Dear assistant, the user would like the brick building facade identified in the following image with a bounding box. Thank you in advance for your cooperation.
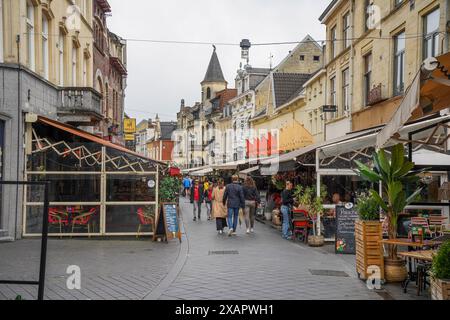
[93,0,127,144]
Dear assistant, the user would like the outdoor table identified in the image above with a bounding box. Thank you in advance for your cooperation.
[380,239,442,294]
[398,250,437,295]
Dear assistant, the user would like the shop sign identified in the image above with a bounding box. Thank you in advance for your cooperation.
[124,134,135,141]
[322,105,338,113]
[123,118,137,134]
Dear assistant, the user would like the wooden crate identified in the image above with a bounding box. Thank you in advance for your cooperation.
[431,277,450,300]
[355,220,384,281]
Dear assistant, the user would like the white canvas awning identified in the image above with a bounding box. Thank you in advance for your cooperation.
[319,115,450,159]
[377,52,450,148]
[412,148,450,167]
[190,167,214,176]
[240,166,260,174]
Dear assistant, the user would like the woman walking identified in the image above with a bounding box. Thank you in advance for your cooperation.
[212,179,228,234]
[204,181,214,221]
[243,177,260,234]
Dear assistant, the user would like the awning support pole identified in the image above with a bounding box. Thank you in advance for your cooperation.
[316,148,321,236]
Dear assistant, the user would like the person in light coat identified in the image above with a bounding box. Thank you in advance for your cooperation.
[212,178,228,234]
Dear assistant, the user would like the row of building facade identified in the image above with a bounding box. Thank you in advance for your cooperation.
[174,0,449,170]
[0,0,128,239]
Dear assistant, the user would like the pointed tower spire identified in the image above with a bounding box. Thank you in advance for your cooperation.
[202,46,227,85]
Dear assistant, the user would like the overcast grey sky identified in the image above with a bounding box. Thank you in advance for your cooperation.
[107,0,330,122]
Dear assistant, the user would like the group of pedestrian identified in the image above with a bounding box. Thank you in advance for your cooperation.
[184,174,261,236]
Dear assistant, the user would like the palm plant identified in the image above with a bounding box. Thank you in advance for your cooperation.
[355,144,423,260]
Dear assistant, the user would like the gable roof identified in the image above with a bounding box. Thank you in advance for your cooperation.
[210,88,238,109]
[272,73,311,108]
[202,48,227,84]
[160,122,177,140]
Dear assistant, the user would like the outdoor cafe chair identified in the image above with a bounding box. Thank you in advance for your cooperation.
[71,208,97,238]
[49,208,69,237]
[137,208,155,238]
[409,217,434,239]
[428,216,448,237]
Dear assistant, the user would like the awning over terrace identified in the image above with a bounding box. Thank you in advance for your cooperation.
[377,52,450,148]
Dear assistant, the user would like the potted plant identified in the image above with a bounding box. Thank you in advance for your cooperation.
[355,143,423,283]
[354,193,384,281]
[294,185,325,247]
[430,240,450,300]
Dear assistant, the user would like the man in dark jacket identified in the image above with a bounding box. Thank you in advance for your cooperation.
[280,181,294,240]
[190,180,204,221]
[223,175,245,236]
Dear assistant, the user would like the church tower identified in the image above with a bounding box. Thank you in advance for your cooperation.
[201,46,227,107]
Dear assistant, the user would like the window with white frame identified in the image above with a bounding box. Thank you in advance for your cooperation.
[343,12,351,49]
[330,26,337,59]
[330,76,337,119]
[42,15,49,80]
[423,8,440,60]
[342,68,350,113]
[72,45,78,86]
[26,2,35,71]
[393,31,406,95]
[83,56,87,86]
[58,33,65,86]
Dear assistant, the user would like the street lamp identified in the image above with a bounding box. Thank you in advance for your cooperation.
[240,39,251,65]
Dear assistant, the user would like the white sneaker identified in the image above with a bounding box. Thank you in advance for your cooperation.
[219,230,223,235]
[228,229,233,237]
[246,228,250,234]
[251,228,254,233]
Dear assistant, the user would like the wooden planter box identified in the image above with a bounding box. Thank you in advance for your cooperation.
[431,277,450,300]
[355,220,385,281]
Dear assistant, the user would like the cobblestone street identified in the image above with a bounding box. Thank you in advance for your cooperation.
[0,197,428,300]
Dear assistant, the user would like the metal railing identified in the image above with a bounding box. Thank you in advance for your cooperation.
[0,181,50,300]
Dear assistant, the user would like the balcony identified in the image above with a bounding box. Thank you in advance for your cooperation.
[57,87,103,126]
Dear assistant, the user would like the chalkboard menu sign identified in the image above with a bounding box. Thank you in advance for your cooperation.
[335,203,358,254]
[154,203,182,243]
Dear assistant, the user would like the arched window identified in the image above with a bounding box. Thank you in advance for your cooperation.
[58,33,65,86]
[42,14,49,79]
[26,1,35,71]
[206,87,211,99]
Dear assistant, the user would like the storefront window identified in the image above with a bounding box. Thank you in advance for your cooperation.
[27,174,101,203]
[106,174,156,202]
[26,205,100,235]
[322,175,376,205]
[105,205,156,233]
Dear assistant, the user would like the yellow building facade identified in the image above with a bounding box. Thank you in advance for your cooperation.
[251,35,324,153]
[1,0,94,88]
[319,0,449,134]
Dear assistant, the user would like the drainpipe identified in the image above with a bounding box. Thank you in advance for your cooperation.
[349,0,356,133]
[15,34,21,239]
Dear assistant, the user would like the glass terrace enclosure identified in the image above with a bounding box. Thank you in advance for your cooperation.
[24,117,162,237]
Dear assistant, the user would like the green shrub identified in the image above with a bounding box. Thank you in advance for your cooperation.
[355,194,380,221]
[159,177,181,202]
[432,241,450,280]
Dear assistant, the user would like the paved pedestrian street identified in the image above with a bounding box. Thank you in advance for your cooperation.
[0,197,427,300]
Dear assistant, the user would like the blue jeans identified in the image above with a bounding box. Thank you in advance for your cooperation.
[227,207,240,232]
[281,205,292,239]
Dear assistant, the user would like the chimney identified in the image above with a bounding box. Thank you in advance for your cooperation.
[181,99,185,110]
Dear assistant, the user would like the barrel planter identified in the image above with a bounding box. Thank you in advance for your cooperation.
[355,220,384,281]
[385,258,408,283]
[431,277,450,300]
[308,235,324,247]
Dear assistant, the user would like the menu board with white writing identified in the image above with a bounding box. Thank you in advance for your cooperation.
[335,204,358,254]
